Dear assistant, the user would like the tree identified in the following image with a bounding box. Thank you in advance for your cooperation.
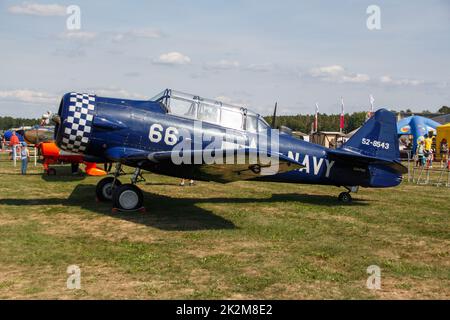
[438,106,450,114]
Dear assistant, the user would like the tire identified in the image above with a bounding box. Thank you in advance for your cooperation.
[338,192,352,203]
[47,168,56,175]
[96,177,122,202]
[112,184,144,211]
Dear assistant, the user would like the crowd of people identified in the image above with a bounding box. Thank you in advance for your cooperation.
[415,134,449,169]
[1,131,30,175]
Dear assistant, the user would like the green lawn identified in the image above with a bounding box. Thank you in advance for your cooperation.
[0,153,449,299]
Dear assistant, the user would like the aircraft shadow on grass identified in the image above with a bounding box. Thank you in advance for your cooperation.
[0,184,370,231]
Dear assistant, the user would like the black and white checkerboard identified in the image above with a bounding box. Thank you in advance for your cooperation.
[60,92,96,153]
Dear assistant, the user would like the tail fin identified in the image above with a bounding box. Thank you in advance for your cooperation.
[342,108,400,161]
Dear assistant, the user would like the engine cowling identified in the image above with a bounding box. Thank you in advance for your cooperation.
[55,92,96,154]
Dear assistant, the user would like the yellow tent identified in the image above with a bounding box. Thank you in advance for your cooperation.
[436,123,450,159]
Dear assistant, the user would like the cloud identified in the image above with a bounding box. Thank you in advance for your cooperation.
[0,90,58,105]
[379,75,425,86]
[244,63,274,73]
[112,28,163,42]
[8,2,66,16]
[309,65,370,84]
[204,59,240,70]
[153,52,191,65]
[59,31,97,41]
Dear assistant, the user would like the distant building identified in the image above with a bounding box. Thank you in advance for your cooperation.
[309,131,347,149]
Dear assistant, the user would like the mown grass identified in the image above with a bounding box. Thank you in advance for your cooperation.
[0,153,449,299]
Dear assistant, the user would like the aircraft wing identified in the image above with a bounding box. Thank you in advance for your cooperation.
[105,147,304,182]
[327,149,408,174]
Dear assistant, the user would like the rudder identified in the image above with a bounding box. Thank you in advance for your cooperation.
[342,109,400,161]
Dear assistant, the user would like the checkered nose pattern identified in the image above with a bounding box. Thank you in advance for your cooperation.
[59,92,96,153]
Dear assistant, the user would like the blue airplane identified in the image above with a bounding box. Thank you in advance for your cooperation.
[53,89,407,211]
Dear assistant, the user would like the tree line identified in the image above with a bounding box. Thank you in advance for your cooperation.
[264,112,368,134]
[0,117,40,131]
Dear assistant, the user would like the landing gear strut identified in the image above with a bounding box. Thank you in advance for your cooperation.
[112,167,144,211]
[95,163,124,202]
[338,186,358,203]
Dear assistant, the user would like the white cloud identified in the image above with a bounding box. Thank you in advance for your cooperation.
[310,65,345,78]
[309,65,370,84]
[379,75,424,86]
[153,52,191,65]
[204,59,240,70]
[8,2,66,16]
[112,28,162,42]
[341,73,371,83]
[244,63,274,73]
[0,90,58,105]
[59,31,97,41]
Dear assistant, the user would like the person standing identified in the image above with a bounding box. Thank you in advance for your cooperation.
[416,140,425,167]
[20,143,30,175]
[424,134,433,168]
[440,138,449,168]
[9,131,20,161]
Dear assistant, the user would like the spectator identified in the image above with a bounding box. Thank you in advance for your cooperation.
[20,143,30,175]
[9,131,20,161]
[424,134,433,168]
[416,140,425,167]
[440,138,449,168]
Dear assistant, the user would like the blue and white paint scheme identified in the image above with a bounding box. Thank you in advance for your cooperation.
[54,89,407,210]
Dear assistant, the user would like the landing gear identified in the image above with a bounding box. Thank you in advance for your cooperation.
[96,163,124,202]
[338,192,352,203]
[338,186,358,203]
[96,177,122,202]
[112,184,144,211]
[111,166,145,211]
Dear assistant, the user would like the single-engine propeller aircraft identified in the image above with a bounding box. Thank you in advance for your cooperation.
[53,89,407,211]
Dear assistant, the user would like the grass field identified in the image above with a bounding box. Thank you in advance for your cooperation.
[0,153,449,299]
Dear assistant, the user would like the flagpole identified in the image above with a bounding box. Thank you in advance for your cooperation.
[314,103,319,133]
[340,97,345,134]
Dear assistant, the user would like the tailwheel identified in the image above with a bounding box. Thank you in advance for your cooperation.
[112,184,144,211]
[96,177,122,202]
[338,192,352,203]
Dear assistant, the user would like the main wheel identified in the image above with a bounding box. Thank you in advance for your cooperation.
[112,184,144,211]
[338,192,352,203]
[96,177,122,202]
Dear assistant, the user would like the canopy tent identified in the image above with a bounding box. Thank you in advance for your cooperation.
[397,116,441,154]
[436,123,450,157]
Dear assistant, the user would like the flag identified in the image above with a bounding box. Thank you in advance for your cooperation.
[367,94,375,120]
[369,94,375,113]
[340,97,345,132]
[314,103,319,132]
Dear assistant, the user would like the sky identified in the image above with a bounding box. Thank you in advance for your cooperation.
[0,0,449,118]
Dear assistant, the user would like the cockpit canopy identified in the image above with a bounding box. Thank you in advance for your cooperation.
[150,89,270,132]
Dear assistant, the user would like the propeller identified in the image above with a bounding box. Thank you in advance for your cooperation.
[51,114,61,125]
[271,102,277,128]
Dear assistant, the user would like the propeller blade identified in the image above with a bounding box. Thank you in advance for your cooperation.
[51,114,61,125]
[271,102,277,128]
